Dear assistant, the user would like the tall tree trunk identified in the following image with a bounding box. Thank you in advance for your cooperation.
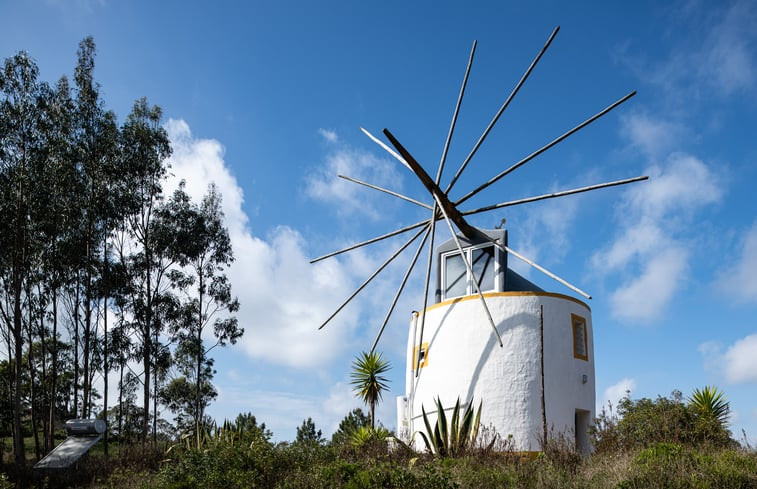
[118,360,124,442]
[12,278,25,465]
[142,326,150,447]
[12,153,27,465]
[48,286,58,453]
[152,327,159,447]
[73,274,80,419]
[195,273,203,447]
[37,283,49,453]
[103,239,109,459]
[12,253,26,465]
[142,251,151,447]
[83,237,92,418]
[27,283,41,461]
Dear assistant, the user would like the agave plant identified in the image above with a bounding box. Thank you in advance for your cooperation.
[350,425,392,448]
[418,396,482,457]
[688,386,730,425]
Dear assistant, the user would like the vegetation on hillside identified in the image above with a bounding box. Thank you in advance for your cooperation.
[0,37,240,468]
[2,388,753,488]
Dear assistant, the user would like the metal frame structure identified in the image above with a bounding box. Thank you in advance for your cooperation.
[312,27,648,372]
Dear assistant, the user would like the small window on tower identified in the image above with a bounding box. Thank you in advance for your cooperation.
[444,253,467,298]
[472,245,496,292]
[571,314,588,361]
[413,342,429,370]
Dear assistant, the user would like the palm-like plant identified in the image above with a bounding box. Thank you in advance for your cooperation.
[350,351,391,429]
[688,386,730,425]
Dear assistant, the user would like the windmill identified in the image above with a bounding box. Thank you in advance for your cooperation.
[312,27,647,453]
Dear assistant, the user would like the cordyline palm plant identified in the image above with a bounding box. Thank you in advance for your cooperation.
[688,386,730,425]
[350,351,391,429]
[419,396,483,457]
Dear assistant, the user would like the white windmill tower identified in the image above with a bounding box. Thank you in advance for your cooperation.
[312,27,646,454]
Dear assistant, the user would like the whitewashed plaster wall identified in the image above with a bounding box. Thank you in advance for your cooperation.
[397,292,594,452]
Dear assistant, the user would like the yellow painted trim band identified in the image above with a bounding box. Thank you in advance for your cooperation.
[420,291,591,315]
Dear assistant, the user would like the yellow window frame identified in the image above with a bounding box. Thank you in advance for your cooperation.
[571,314,588,361]
[413,342,429,370]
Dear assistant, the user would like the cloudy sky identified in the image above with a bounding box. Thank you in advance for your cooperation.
[2,0,756,442]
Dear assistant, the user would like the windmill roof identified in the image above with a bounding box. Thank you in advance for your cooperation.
[505,268,544,293]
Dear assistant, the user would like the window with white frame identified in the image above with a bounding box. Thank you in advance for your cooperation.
[442,244,497,299]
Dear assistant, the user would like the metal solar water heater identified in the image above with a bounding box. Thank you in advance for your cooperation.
[34,419,106,470]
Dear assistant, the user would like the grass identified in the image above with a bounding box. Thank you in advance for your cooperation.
[2,439,756,488]
[11,440,751,489]
[3,391,756,488]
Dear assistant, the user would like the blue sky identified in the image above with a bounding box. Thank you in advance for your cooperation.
[2,0,756,443]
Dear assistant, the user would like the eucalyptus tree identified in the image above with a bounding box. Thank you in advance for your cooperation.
[35,73,78,453]
[161,182,241,444]
[119,96,172,444]
[0,50,47,465]
[71,37,121,419]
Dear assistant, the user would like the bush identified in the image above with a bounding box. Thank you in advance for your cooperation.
[616,443,757,489]
[593,390,735,452]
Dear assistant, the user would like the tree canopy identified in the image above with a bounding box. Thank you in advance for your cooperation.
[0,37,241,465]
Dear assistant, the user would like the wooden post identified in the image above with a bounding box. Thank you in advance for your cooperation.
[540,305,547,445]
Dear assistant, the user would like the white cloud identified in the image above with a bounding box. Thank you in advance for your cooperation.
[624,154,722,221]
[716,221,757,303]
[590,152,722,322]
[304,134,406,220]
[609,246,688,322]
[230,227,360,368]
[318,128,338,143]
[723,334,757,384]
[601,378,636,412]
[517,195,579,265]
[699,1,757,96]
[214,384,324,440]
[164,119,247,234]
[507,180,582,281]
[699,334,757,385]
[698,340,722,372]
[591,219,668,274]
[629,1,757,100]
[321,382,364,435]
[165,119,363,369]
[622,113,685,160]
[212,377,394,441]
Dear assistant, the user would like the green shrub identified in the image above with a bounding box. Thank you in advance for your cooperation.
[155,438,279,488]
[593,390,735,452]
[0,473,12,489]
[616,443,757,489]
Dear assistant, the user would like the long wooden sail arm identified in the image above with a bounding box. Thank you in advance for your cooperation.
[446,26,561,194]
[383,128,479,240]
[309,175,646,264]
[455,90,637,207]
[317,225,428,330]
[461,175,649,216]
[338,174,432,210]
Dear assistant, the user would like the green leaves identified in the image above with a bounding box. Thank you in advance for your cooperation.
[295,417,325,445]
[331,408,371,445]
[688,386,730,425]
[350,351,391,429]
[350,425,391,448]
[418,396,482,457]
